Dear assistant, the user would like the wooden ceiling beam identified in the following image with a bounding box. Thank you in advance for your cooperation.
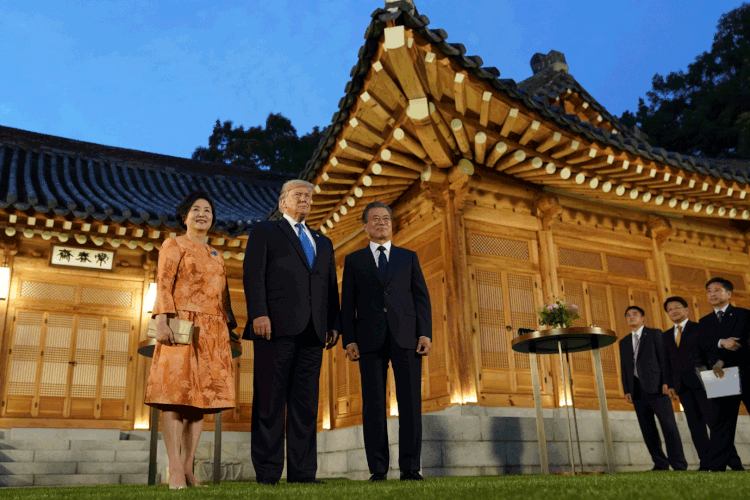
[408,98,455,168]
[383,26,425,100]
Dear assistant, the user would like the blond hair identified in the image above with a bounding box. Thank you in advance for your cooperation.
[278,179,314,211]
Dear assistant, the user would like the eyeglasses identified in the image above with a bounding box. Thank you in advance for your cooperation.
[369,216,392,224]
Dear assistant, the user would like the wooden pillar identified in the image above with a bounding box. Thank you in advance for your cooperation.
[134,258,155,430]
[431,166,479,404]
[0,245,17,404]
[534,193,566,408]
[648,215,675,328]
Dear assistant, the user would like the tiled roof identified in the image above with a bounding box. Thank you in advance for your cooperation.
[300,5,749,187]
[0,125,291,236]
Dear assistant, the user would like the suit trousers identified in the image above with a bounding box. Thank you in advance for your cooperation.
[358,331,422,474]
[677,388,712,469]
[632,378,687,470]
[251,319,324,482]
[708,377,750,471]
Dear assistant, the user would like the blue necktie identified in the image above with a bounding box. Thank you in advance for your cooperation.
[377,245,387,280]
[296,223,315,268]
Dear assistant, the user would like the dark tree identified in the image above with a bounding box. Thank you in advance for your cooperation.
[620,3,750,158]
[192,113,324,173]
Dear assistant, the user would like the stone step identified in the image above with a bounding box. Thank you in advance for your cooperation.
[0,450,34,462]
[0,474,33,487]
[77,461,149,474]
[34,473,121,486]
[34,450,116,462]
[0,439,71,450]
[70,440,150,451]
[0,462,77,475]
[9,428,121,441]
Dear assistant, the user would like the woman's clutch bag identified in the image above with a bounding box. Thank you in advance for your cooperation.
[146,318,195,345]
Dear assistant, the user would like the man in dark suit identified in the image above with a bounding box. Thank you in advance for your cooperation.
[242,179,341,485]
[341,201,431,482]
[619,305,687,470]
[662,296,713,470]
[698,277,750,472]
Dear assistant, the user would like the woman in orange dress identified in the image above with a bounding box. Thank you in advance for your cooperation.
[145,191,235,489]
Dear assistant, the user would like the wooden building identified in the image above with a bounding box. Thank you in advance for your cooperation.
[0,125,289,430]
[301,1,750,429]
[2,0,749,434]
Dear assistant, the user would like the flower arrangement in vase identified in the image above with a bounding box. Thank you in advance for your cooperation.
[538,298,580,329]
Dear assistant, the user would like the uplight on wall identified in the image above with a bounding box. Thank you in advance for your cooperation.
[144,282,157,312]
[0,267,10,300]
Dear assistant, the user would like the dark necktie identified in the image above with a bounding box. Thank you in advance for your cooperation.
[377,245,387,279]
[717,310,724,323]
[296,223,315,268]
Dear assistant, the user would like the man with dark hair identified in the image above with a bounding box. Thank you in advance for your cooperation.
[341,201,431,482]
[662,296,713,470]
[699,277,750,471]
[619,305,686,470]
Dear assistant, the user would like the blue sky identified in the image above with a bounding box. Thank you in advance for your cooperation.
[0,0,744,159]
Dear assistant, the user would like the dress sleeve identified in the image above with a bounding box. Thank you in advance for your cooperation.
[152,238,182,317]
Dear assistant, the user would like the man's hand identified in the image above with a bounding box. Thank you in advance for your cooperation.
[346,343,360,361]
[625,393,633,404]
[416,337,431,355]
[720,337,741,351]
[713,360,726,378]
[326,330,340,350]
[667,388,677,400]
[154,314,174,346]
[253,316,272,340]
[662,384,669,396]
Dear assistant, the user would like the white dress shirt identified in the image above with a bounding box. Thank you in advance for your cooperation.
[283,213,316,254]
[673,318,689,342]
[632,326,644,351]
[369,240,391,267]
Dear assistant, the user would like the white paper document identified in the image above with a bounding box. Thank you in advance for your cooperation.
[700,367,742,399]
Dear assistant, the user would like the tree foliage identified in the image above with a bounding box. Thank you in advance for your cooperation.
[192,113,324,173]
[620,3,750,158]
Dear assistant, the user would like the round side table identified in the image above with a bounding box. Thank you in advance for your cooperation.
[511,327,617,475]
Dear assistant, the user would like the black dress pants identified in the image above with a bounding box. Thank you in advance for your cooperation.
[678,387,712,469]
[251,320,323,482]
[632,378,687,470]
[358,332,422,474]
[708,375,750,471]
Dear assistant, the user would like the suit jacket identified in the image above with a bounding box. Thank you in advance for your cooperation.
[340,244,431,352]
[242,219,340,342]
[663,320,704,394]
[698,304,750,370]
[620,326,672,396]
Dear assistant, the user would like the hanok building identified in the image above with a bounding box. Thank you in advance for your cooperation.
[1,0,749,444]
[0,125,289,430]
[301,0,750,430]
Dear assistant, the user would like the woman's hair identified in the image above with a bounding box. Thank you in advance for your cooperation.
[175,191,217,229]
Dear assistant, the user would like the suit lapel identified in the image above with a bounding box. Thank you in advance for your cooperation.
[278,219,311,271]
[383,245,399,286]
[635,329,647,360]
[723,305,740,334]
[361,247,382,284]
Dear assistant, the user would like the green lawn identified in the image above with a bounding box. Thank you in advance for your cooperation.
[3,473,749,500]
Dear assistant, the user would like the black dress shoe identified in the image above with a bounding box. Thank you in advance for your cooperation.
[369,473,387,482]
[258,479,279,486]
[731,466,745,471]
[289,479,325,484]
[650,466,669,471]
[697,467,711,471]
[400,471,425,481]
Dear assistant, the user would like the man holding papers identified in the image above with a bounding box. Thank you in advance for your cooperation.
[698,277,750,472]
[619,306,687,470]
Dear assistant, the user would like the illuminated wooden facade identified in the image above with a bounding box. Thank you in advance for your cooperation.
[3,1,750,433]
[0,125,288,430]
[305,2,750,429]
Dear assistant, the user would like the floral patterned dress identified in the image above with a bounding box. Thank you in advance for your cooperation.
[144,236,235,412]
